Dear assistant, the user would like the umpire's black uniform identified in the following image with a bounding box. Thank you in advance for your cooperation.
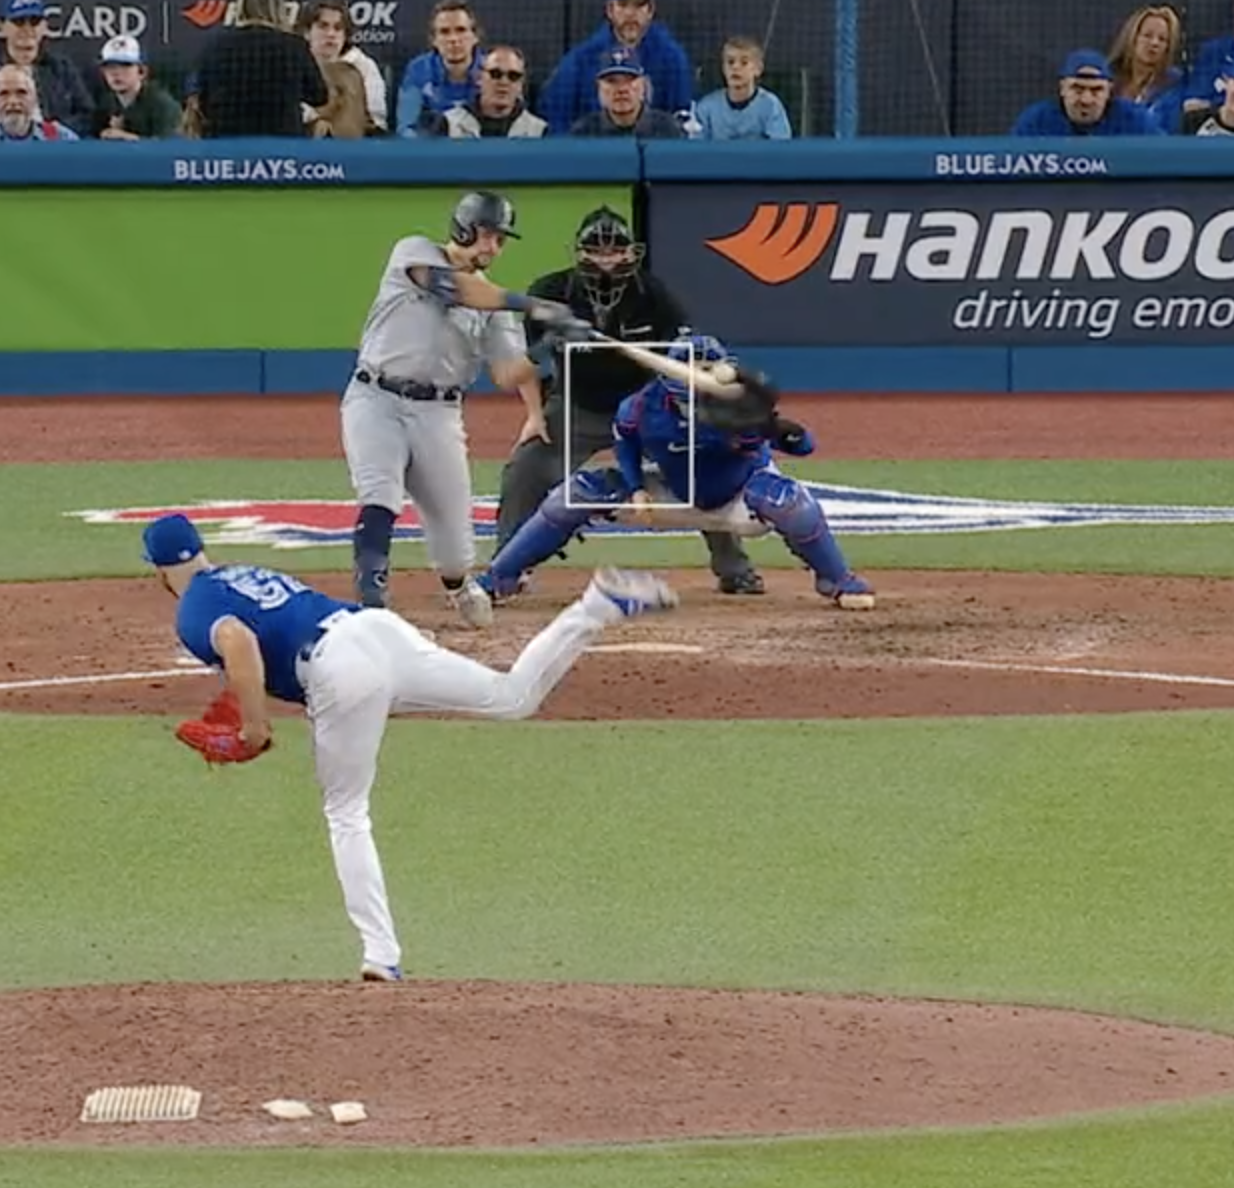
[495,209,760,591]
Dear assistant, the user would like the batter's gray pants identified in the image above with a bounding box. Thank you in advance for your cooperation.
[495,397,756,581]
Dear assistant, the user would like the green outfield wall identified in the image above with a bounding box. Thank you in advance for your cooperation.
[0,187,630,353]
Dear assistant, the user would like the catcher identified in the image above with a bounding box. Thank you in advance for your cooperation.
[479,334,875,609]
[143,513,679,982]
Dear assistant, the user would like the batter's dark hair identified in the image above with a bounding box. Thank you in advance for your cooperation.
[295,0,354,44]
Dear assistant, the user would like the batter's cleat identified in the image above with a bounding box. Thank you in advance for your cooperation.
[817,572,876,611]
[588,567,680,618]
[717,570,766,596]
[360,962,403,983]
[448,576,495,629]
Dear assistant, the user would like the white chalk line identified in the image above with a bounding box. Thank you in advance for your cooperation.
[922,657,1234,689]
[2,655,1234,697]
[0,667,211,693]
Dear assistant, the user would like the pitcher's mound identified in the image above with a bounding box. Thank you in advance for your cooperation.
[3,980,1233,1147]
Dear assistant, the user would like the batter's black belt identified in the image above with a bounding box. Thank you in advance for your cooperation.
[355,369,462,403]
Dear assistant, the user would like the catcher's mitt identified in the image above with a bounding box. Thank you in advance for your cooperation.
[176,690,272,766]
[696,368,780,435]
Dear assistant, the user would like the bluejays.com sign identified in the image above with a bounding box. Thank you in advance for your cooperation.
[651,180,1234,346]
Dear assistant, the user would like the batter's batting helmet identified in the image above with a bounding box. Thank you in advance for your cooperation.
[450,191,520,246]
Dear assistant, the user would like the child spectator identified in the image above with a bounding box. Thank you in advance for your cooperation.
[0,60,75,138]
[570,47,681,137]
[394,0,483,137]
[539,0,691,136]
[195,0,327,137]
[692,35,791,139]
[296,0,387,133]
[444,46,547,137]
[0,0,91,135]
[1011,49,1164,135]
[90,36,180,140]
[1108,5,1184,134]
[1193,55,1234,133]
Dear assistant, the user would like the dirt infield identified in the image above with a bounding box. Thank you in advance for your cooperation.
[3,392,1232,1149]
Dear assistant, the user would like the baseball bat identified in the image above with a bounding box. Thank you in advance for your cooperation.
[586,333,746,399]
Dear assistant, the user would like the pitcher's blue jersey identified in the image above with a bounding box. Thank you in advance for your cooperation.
[613,379,813,509]
[176,565,359,704]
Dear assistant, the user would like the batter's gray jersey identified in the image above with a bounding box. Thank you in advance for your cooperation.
[355,236,526,390]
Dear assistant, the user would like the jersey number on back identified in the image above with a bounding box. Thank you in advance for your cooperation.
[221,566,308,610]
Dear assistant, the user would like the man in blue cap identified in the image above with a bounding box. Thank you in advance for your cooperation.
[569,47,683,137]
[0,0,92,134]
[539,0,692,136]
[1011,49,1165,136]
[142,512,678,983]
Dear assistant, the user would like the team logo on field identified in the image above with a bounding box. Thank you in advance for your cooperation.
[69,484,1234,550]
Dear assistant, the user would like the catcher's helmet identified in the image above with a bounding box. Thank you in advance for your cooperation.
[450,191,520,247]
[663,334,735,398]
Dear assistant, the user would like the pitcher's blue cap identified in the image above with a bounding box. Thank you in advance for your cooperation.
[142,514,204,566]
[1060,49,1112,81]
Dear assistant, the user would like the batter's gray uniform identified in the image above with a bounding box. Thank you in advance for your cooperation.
[343,235,526,579]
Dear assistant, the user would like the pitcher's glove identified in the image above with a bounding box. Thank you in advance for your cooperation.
[696,368,781,435]
[176,690,272,766]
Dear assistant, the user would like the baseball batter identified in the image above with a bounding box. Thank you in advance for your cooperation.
[143,512,679,981]
[343,189,587,626]
[479,335,876,609]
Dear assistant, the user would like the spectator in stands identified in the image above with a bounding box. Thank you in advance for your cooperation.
[395,0,483,137]
[296,0,387,133]
[444,45,546,137]
[90,36,180,140]
[1108,5,1184,134]
[693,35,791,139]
[1011,49,1164,135]
[304,59,369,137]
[570,47,681,137]
[1185,9,1234,117]
[195,0,327,137]
[0,0,91,135]
[1192,54,1234,133]
[0,61,75,138]
[539,0,691,136]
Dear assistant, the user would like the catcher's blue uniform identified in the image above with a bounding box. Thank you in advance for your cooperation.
[481,336,873,605]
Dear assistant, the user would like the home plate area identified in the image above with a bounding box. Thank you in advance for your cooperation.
[2,567,1234,720]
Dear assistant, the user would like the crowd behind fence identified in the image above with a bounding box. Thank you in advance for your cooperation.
[2,0,1234,143]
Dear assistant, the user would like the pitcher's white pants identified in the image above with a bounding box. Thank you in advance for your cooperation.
[300,594,616,969]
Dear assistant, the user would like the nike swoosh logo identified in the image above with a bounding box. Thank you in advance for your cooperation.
[666,443,691,453]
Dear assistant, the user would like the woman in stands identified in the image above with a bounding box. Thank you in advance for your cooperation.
[1108,4,1185,133]
[194,0,327,138]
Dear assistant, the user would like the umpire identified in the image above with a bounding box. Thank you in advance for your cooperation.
[495,206,763,594]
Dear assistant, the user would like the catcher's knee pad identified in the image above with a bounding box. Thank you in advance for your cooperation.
[742,470,823,542]
[543,467,629,528]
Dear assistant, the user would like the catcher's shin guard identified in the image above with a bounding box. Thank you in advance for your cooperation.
[743,470,852,586]
[489,470,622,589]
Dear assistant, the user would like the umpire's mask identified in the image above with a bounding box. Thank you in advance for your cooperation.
[573,207,646,317]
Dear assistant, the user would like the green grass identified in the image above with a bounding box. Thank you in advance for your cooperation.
[9,457,1234,581]
[6,714,1234,1026]
[5,1099,1234,1188]
[5,713,1234,1185]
